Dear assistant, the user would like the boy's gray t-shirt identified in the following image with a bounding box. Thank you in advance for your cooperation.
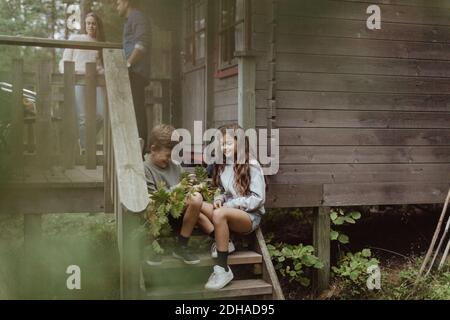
[144,159,183,193]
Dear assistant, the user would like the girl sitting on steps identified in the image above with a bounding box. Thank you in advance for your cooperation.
[198,123,266,290]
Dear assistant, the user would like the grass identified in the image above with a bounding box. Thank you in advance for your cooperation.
[0,212,119,300]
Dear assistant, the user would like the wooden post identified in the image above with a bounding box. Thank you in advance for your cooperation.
[237,54,256,130]
[62,61,77,169]
[85,62,97,169]
[205,0,216,129]
[11,59,24,174]
[35,59,52,170]
[103,48,150,299]
[313,206,331,293]
[103,96,114,213]
[118,206,142,299]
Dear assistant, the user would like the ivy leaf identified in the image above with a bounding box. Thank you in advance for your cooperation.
[338,234,350,244]
[350,271,359,281]
[344,216,356,224]
[350,211,362,220]
[361,249,371,257]
[334,217,345,225]
[330,230,339,241]
[299,277,310,287]
[330,211,338,221]
[314,261,324,269]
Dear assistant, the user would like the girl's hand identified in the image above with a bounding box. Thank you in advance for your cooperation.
[213,199,223,209]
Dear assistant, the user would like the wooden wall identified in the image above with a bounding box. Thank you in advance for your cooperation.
[214,74,238,126]
[255,0,450,207]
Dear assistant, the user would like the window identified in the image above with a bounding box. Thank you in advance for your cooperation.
[184,0,206,66]
[219,0,251,69]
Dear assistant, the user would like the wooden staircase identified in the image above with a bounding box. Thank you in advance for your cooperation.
[0,37,284,300]
[142,229,284,300]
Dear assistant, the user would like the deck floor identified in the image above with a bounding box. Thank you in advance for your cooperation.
[1,166,103,188]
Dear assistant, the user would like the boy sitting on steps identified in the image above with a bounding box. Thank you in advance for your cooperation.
[144,124,205,265]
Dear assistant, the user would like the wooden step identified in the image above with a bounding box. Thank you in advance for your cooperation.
[144,250,262,268]
[145,279,272,300]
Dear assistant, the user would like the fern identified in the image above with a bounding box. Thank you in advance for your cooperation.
[142,167,218,253]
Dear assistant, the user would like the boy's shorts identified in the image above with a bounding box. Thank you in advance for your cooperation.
[168,214,182,233]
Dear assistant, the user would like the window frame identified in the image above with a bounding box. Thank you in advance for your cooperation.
[184,0,207,68]
[217,0,252,72]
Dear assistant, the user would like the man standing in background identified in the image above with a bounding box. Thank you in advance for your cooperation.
[116,0,151,153]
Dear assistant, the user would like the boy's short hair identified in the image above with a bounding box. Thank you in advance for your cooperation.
[149,124,177,150]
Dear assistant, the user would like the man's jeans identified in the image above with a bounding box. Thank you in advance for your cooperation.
[75,85,105,150]
[129,71,149,153]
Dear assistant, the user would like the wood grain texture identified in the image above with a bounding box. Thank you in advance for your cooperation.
[313,207,330,293]
[260,109,450,129]
[278,146,450,164]
[35,60,52,171]
[85,62,97,169]
[278,128,450,146]
[0,35,121,50]
[272,91,450,112]
[271,164,450,184]
[323,182,450,206]
[61,61,77,169]
[145,279,272,300]
[11,59,24,172]
[103,49,149,213]
[255,228,285,300]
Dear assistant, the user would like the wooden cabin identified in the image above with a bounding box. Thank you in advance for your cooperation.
[1,0,450,300]
[145,0,450,293]
[147,0,450,208]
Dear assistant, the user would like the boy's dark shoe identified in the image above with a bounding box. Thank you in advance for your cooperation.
[145,249,163,266]
[173,246,200,265]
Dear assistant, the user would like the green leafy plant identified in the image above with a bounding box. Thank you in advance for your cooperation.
[268,242,324,287]
[330,209,361,244]
[139,167,218,253]
[332,249,380,298]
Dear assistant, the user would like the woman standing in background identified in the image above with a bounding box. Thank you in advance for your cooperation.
[59,12,106,155]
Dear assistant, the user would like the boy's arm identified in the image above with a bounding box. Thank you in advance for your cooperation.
[144,164,158,193]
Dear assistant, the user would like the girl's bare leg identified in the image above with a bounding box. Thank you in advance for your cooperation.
[213,207,252,252]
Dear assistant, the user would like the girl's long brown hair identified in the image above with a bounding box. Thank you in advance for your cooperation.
[212,124,252,196]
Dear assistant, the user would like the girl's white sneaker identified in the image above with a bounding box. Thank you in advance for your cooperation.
[205,265,234,290]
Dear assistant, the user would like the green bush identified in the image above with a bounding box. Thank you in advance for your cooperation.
[330,208,361,244]
[268,242,323,287]
[332,249,380,298]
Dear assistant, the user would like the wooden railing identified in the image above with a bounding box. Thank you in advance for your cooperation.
[0,37,150,299]
[103,48,149,299]
[2,61,106,170]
